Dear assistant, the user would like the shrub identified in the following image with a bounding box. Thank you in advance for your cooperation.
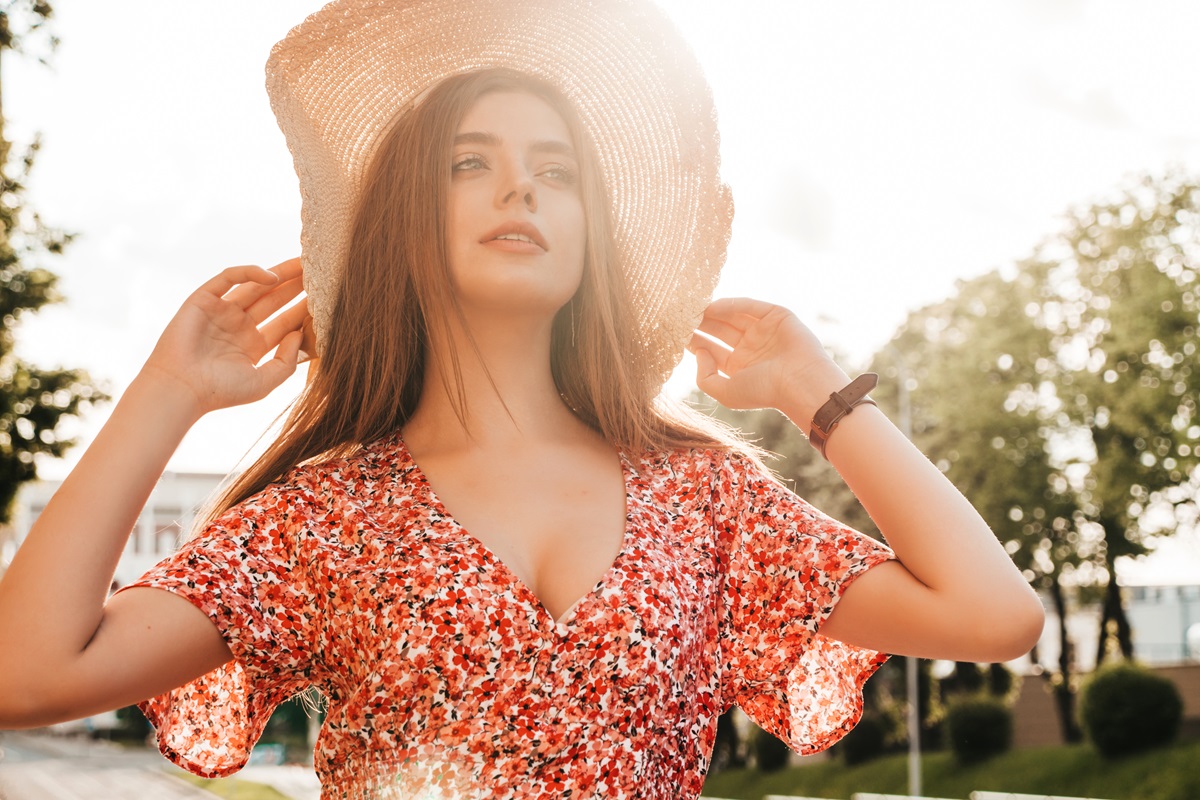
[945,695,1012,764]
[839,712,891,765]
[109,704,152,742]
[752,726,792,772]
[1080,661,1182,758]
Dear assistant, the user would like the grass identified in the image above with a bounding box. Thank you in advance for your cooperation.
[699,738,1200,800]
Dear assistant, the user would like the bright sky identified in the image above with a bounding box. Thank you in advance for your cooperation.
[8,0,1200,494]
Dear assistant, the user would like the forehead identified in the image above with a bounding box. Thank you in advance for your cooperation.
[455,90,573,144]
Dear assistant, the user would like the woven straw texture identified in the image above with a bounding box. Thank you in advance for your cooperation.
[266,0,733,386]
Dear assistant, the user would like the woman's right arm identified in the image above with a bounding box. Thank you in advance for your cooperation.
[0,260,308,728]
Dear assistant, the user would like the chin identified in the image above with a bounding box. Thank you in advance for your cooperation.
[457,278,580,316]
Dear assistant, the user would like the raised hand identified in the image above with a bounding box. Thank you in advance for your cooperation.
[686,297,850,422]
[141,258,309,418]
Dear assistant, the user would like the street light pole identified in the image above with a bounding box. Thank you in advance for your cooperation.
[888,347,922,798]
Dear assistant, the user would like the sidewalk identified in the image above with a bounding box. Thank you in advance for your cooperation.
[0,761,218,800]
[0,732,214,800]
[0,731,322,800]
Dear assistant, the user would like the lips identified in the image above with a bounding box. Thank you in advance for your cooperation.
[480,220,549,251]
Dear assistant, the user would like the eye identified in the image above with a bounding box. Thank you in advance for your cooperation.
[539,163,578,185]
[452,154,487,173]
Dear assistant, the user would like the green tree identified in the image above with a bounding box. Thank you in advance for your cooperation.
[1020,171,1200,665]
[0,0,106,523]
[867,268,1084,741]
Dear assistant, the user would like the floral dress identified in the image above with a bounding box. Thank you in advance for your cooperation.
[117,432,893,799]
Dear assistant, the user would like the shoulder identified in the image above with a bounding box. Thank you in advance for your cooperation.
[216,432,410,542]
[272,431,409,501]
[626,444,772,503]
[634,444,775,482]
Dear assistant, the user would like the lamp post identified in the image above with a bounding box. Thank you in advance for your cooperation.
[886,346,922,798]
[819,317,922,796]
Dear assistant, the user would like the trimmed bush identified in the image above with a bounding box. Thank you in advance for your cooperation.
[945,695,1012,764]
[1080,661,1182,758]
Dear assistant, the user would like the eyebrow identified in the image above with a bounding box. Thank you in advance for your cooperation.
[453,131,576,158]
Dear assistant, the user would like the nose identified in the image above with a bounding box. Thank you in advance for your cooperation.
[498,165,537,212]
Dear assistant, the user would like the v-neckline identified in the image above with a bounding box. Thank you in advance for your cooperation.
[397,436,634,631]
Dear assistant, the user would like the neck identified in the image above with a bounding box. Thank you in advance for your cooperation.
[403,308,586,451]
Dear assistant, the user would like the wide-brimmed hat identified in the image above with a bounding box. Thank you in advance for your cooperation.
[266,0,733,387]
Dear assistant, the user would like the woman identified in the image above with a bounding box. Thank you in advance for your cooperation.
[0,1,1044,798]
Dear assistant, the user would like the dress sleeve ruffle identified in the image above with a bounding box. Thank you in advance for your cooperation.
[112,479,322,778]
[712,450,895,755]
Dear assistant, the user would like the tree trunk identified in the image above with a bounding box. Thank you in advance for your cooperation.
[1094,545,1135,666]
[711,709,745,770]
[1048,574,1082,743]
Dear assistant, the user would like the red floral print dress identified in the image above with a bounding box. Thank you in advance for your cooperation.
[117,432,893,799]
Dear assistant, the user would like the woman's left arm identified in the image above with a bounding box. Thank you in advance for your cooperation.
[689,297,1045,662]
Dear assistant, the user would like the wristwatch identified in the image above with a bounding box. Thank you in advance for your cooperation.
[808,373,879,459]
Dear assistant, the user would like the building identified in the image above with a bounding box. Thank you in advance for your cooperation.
[1127,581,1200,665]
[1,472,228,588]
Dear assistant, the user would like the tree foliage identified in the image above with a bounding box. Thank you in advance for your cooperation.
[867,264,1086,741]
[694,170,1200,748]
[1020,171,1200,663]
[0,0,106,523]
[0,1,58,60]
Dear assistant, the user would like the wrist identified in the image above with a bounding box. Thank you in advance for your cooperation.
[778,359,853,425]
[807,373,879,459]
[129,365,207,426]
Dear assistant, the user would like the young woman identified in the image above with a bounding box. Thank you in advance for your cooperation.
[0,1,1044,798]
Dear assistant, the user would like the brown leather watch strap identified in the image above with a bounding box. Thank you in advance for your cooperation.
[808,373,879,459]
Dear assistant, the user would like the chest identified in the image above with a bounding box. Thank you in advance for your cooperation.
[319,465,720,699]
[411,448,629,624]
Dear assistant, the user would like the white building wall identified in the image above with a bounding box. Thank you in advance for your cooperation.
[1128,583,1200,665]
[3,472,228,589]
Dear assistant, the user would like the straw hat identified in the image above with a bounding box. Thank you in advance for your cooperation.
[266,0,733,386]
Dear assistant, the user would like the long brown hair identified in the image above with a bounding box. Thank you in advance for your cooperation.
[204,69,741,522]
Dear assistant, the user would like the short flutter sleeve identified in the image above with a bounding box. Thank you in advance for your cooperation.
[113,480,323,778]
[712,451,894,755]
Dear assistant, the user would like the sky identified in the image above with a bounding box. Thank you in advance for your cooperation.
[6,1,1200,581]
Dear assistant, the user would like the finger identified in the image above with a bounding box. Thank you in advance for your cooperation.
[693,345,729,398]
[245,275,305,324]
[196,265,279,301]
[687,332,732,376]
[695,316,744,348]
[703,296,780,322]
[269,256,303,280]
[259,297,310,347]
[223,258,301,310]
[255,329,303,391]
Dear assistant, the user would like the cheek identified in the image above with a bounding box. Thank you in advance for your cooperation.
[564,202,587,261]
[445,192,475,269]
